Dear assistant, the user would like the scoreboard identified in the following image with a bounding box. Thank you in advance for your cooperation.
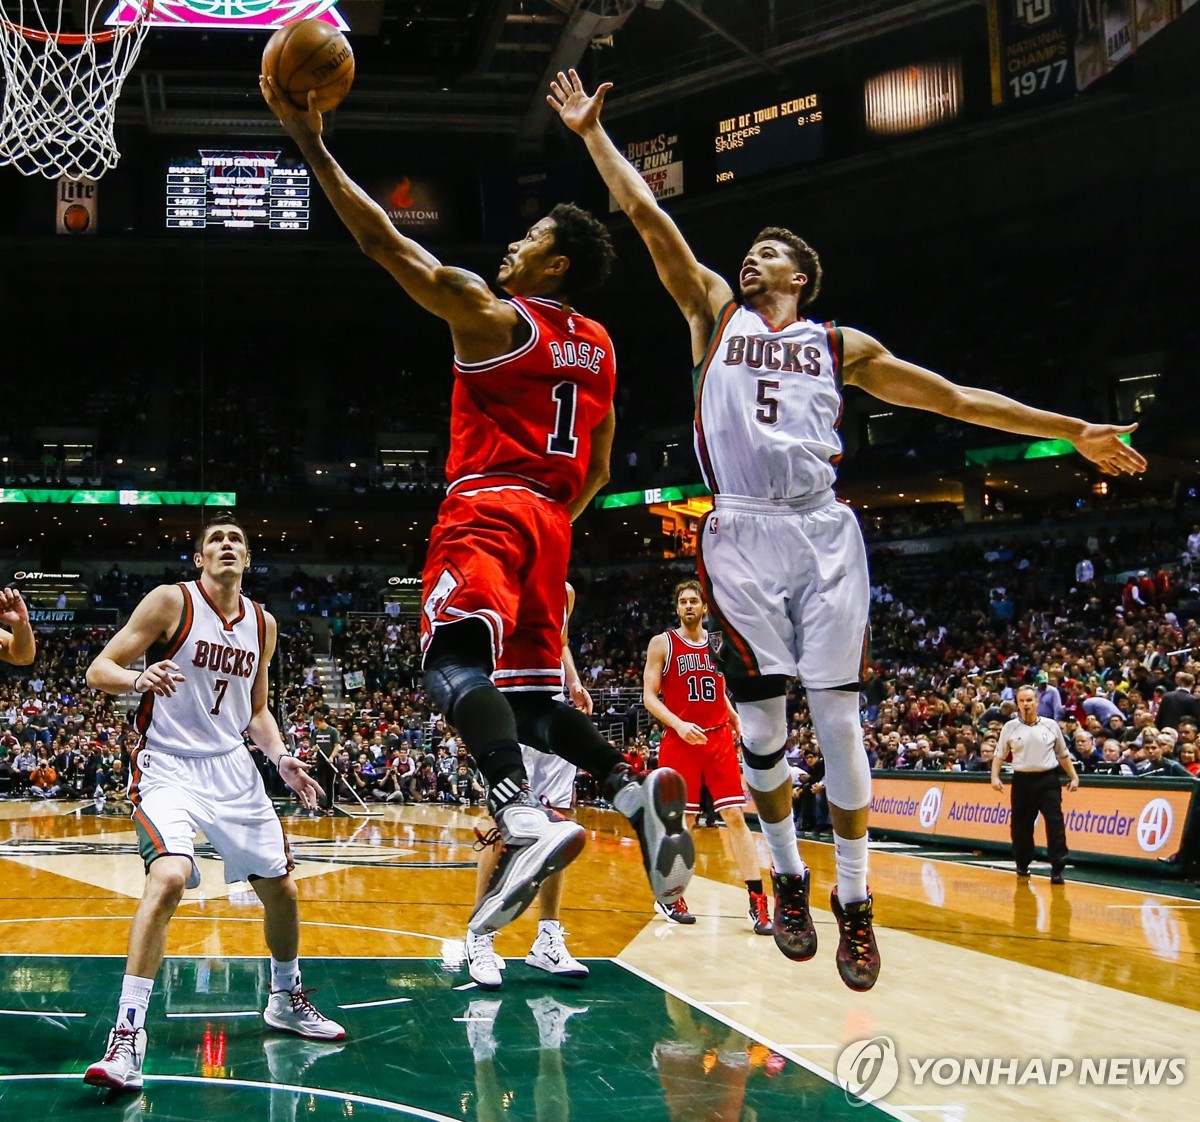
[165,149,311,231]
[714,92,824,184]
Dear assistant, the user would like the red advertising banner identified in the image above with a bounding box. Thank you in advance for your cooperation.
[868,775,1196,865]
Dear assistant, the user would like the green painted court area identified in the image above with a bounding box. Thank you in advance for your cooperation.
[0,956,885,1121]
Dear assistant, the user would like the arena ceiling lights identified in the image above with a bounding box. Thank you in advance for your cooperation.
[105,0,349,32]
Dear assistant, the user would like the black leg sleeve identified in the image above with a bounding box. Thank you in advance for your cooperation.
[508,693,625,781]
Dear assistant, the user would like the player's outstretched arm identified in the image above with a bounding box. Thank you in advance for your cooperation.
[249,612,324,809]
[87,585,187,696]
[0,588,35,666]
[841,327,1147,477]
[260,78,510,343]
[549,71,731,344]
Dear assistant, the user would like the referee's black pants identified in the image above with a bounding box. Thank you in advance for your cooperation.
[1010,769,1069,873]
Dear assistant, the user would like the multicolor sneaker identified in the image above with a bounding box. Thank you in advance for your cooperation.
[771,869,818,961]
[611,767,694,906]
[264,983,346,1041]
[748,890,773,935]
[466,929,503,990]
[654,896,697,925]
[525,920,589,979]
[84,1026,146,1091]
[469,789,586,935]
[830,888,881,992]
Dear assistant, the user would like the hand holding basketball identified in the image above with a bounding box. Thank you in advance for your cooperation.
[262,18,354,118]
[261,73,323,141]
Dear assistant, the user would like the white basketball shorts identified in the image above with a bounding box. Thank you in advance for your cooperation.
[129,744,292,887]
[521,743,578,811]
[697,491,870,689]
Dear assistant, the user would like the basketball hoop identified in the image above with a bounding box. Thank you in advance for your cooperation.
[0,0,155,180]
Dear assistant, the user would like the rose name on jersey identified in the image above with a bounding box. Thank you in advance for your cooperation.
[676,651,718,675]
[548,339,606,373]
[192,640,257,679]
[724,335,822,374]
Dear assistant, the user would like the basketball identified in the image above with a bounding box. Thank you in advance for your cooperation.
[262,19,355,114]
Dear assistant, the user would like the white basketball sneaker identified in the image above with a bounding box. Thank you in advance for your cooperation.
[83,1026,147,1091]
[611,766,694,906]
[466,929,504,990]
[525,920,589,979]
[468,789,586,935]
[264,983,346,1041]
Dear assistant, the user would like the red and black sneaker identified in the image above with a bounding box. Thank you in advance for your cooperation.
[748,890,772,935]
[830,888,881,992]
[771,869,818,960]
[655,896,697,925]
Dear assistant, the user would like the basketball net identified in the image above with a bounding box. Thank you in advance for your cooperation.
[0,0,154,180]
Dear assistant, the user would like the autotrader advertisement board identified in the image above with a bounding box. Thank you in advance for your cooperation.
[867,773,1197,867]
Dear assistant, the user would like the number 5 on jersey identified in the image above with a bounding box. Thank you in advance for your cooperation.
[755,379,781,425]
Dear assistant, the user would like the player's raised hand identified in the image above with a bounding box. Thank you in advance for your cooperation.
[279,754,324,810]
[0,587,29,626]
[1073,422,1146,476]
[135,660,186,697]
[547,68,612,135]
[260,75,324,141]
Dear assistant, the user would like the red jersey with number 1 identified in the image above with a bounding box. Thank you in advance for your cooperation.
[445,296,616,505]
[659,628,728,730]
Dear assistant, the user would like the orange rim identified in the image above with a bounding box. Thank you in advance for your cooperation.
[1,0,154,45]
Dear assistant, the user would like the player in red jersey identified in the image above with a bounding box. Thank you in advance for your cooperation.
[264,82,694,933]
[644,581,771,934]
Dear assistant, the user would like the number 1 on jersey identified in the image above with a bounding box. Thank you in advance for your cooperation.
[547,381,579,457]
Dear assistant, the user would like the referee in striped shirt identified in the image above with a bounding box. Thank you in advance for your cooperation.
[992,684,1080,884]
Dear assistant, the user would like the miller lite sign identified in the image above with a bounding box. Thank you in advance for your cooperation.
[56,177,97,236]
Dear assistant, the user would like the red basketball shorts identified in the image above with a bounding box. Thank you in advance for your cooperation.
[420,485,569,694]
[658,724,744,812]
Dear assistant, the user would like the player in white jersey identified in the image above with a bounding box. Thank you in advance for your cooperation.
[81,515,344,1093]
[466,582,591,988]
[551,70,1147,991]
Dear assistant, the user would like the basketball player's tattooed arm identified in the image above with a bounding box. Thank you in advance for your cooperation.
[87,584,188,697]
[566,405,616,522]
[642,634,708,745]
[548,70,731,364]
[260,78,519,361]
[250,611,324,810]
[0,588,35,666]
[840,328,1148,477]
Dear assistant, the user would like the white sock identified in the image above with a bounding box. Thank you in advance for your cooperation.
[271,957,301,993]
[760,815,805,876]
[116,974,154,1031]
[834,832,869,904]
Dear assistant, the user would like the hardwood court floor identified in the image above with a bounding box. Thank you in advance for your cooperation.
[0,799,1196,1120]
